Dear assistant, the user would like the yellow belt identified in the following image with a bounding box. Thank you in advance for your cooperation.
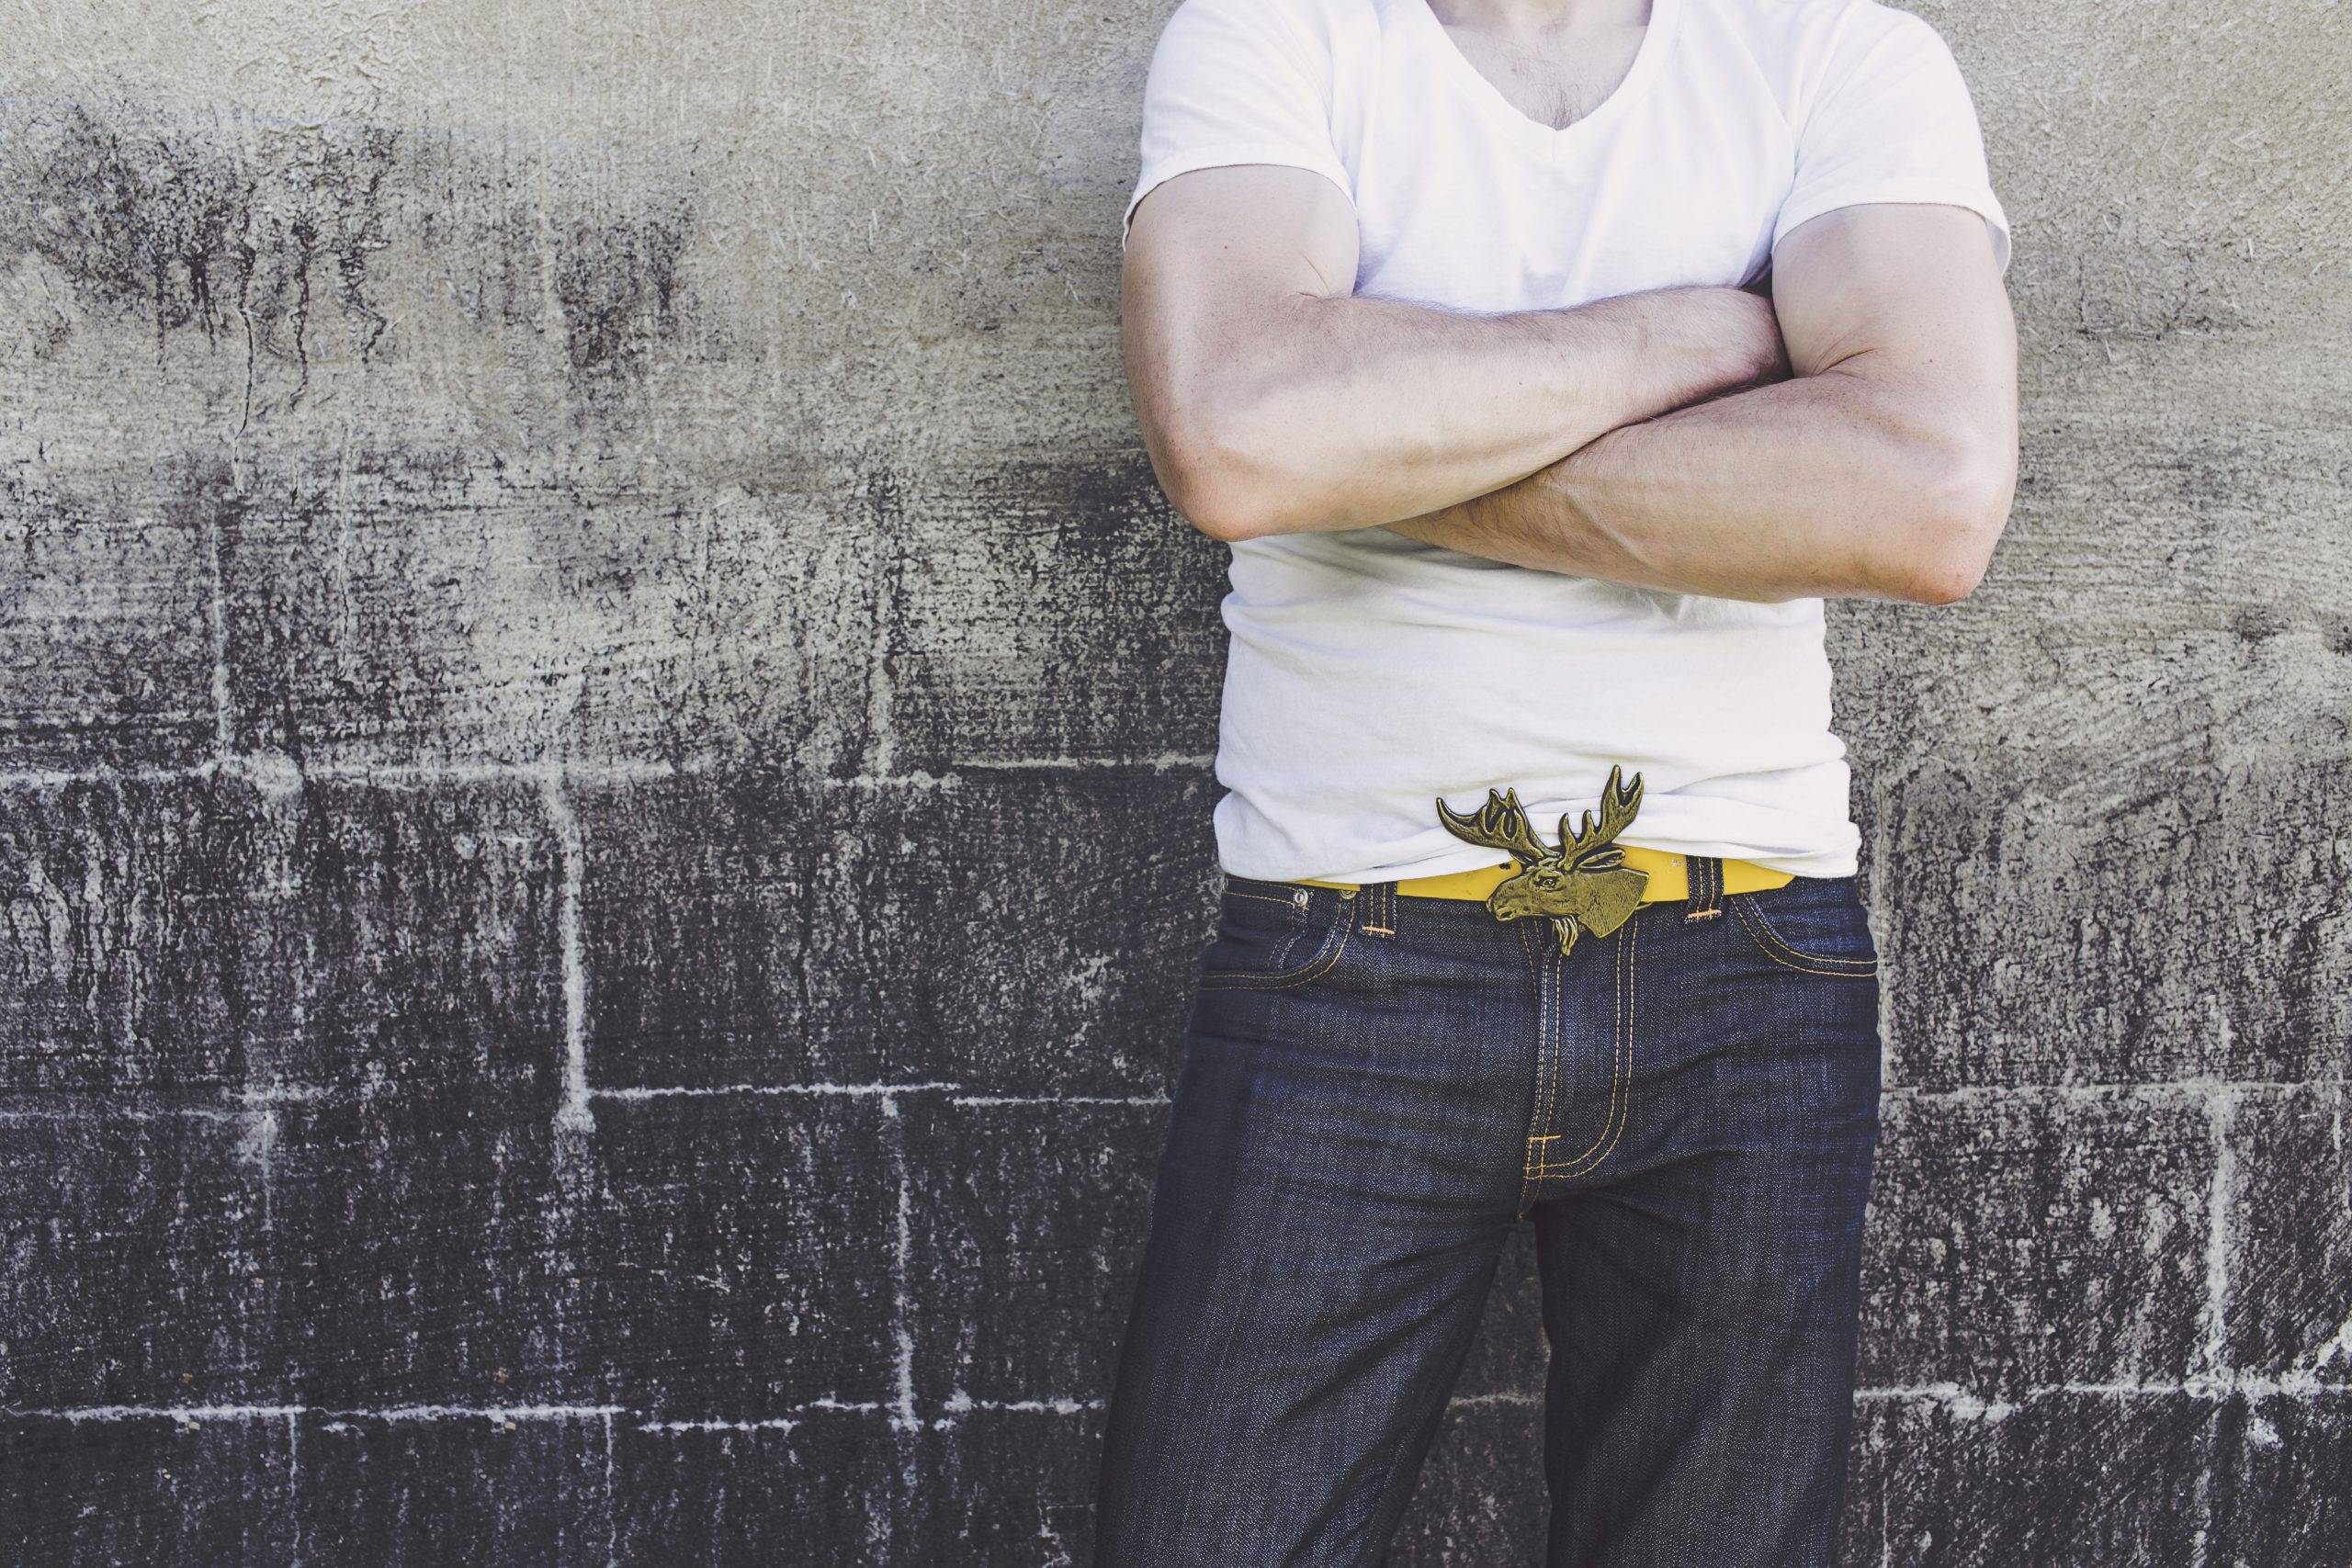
[1302,846,1792,903]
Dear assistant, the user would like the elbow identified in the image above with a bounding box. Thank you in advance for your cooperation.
[1153,417,1291,542]
[1145,383,1325,543]
[1163,465,1289,544]
[1884,435,2017,606]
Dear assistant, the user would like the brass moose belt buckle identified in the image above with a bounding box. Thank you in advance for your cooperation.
[1435,766,1648,958]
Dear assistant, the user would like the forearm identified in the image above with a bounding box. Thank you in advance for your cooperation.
[1123,166,1786,542]
[1392,357,2017,604]
[1394,205,2024,604]
[1136,283,1783,541]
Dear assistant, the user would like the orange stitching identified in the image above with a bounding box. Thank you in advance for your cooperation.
[1733,897,1876,977]
[1222,888,1298,908]
[1738,895,1871,967]
[1523,921,1556,1159]
[1206,894,1308,977]
[1543,919,1634,1178]
[1747,945,1877,979]
[1539,919,1637,1179]
[1554,919,1631,1176]
[1198,903,1357,991]
[1541,937,1616,1176]
[1749,911,1871,973]
[1515,921,1545,1215]
[1535,937,1561,1151]
[1684,857,1723,921]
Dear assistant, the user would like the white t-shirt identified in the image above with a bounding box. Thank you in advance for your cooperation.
[1127,0,2009,883]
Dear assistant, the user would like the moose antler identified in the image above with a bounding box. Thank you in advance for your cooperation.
[1434,787,1547,864]
[1559,766,1643,871]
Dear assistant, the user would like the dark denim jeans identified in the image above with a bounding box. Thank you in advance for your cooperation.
[1095,868,1883,1567]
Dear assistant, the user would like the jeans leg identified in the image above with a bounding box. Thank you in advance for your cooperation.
[1532,898,1883,1568]
[1094,914,1528,1567]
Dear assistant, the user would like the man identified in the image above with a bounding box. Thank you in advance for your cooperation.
[1095,0,2016,1562]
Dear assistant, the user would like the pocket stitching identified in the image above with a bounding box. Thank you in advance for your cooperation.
[1733,895,1878,977]
[1199,899,1357,990]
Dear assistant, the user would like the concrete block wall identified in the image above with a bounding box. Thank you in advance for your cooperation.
[0,1,2345,1561]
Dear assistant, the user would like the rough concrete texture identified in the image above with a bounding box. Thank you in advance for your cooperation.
[0,0,2346,1561]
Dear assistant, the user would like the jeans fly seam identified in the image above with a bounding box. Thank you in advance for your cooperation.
[1535,917,1636,1179]
[1528,922,1626,1180]
[1537,936,1563,1152]
[1521,956,1563,1182]
[1531,925,1624,1178]
[1515,920,1546,1216]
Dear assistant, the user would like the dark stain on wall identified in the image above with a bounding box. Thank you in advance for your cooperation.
[0,468,218,768]
[5,105,259,350]
[0,98,701,402]
[554,209,691,380]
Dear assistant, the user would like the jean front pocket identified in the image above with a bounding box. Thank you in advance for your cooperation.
[1199,879,1358,991]
[1728,878,1879,978]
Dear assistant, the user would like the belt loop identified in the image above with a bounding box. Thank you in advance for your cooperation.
[1684,855,1724,922]
[1362,880,1398,940]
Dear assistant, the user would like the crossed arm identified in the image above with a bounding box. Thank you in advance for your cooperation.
[1122,164,2018,604]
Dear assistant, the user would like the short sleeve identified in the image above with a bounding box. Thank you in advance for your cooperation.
[1123,0,1353,246]
[1774,6,2011,273]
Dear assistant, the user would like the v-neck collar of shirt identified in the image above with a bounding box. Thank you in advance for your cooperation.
[1402,0,1682,157]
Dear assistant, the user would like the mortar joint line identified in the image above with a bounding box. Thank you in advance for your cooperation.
[0,754,1211,793]
[203,482,234,762]
[16,1373,2349,1434]
[2199,1087,2246,1382]
[883,1089,921,1435]
[541,764,594,1136]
